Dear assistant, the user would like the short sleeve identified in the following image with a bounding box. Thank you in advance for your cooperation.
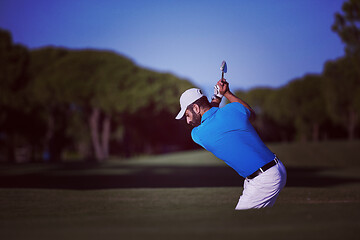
[191,128,206,149]
[229,102,251,119]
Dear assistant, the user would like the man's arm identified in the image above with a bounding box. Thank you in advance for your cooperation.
[216,79,256,121]
[224,91,256,121]
[210,96,221,107]
[210,81,226,107]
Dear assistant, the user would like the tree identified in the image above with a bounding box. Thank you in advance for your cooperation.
[117,70,195,156]
[285,75,328,141]
[324,0,360,140]
[30,49,137,161]
[261,87,298,142]
[28,47,71,162]
[0,29,38,162]
[234,88,284,142]
[0,29,30,113]
[29,47,196,161]
[332,0,360,56]
[323,57,360,140]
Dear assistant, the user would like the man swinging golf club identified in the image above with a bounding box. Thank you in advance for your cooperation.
[175,61,287,210]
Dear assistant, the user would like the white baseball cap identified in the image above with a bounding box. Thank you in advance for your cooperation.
[175,88,204,120]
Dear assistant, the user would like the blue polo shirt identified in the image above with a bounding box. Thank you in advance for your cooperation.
[191,102,275,178]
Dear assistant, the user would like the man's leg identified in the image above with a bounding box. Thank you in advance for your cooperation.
[235,160,287,210]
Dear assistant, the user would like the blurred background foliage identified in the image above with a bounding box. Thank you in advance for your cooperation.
[235,0,360,143]
[0,0,359,163]
[1,29,196,163]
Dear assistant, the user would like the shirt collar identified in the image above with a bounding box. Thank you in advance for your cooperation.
[201,107,218,123]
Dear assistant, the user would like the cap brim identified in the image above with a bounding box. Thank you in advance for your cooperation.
[175,107,186,120]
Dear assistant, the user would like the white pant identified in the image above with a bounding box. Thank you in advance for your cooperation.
[235,159,287,210]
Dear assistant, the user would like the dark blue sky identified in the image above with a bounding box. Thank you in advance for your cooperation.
[0,0,346,93]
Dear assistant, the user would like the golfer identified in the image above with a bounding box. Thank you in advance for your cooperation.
[175,79,287,210]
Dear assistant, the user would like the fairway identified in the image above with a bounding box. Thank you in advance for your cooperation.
[0,141,360,239]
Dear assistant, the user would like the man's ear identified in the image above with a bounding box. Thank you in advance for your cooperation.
[193,104,200,114]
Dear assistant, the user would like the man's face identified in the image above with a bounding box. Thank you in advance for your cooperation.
[185,105,201,127]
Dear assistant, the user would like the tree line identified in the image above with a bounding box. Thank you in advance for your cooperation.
[0,29,197,163]
[0,0,359,163]
[235,0,360,142]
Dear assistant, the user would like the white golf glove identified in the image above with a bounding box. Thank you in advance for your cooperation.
[213,84,223,99]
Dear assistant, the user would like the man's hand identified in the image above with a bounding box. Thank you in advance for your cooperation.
[216,79,229,96]
[211,79,229,107]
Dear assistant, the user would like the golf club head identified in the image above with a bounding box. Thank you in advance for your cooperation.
[220,60,227,73]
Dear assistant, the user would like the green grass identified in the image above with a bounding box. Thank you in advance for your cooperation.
[111,140,360,168]
[268,140,360,167]
[0,141,360,239]
[0,187,359,240]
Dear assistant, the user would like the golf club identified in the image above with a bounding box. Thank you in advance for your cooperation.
[220,60,227,83]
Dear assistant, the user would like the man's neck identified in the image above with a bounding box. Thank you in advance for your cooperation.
[200,106,211,117]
